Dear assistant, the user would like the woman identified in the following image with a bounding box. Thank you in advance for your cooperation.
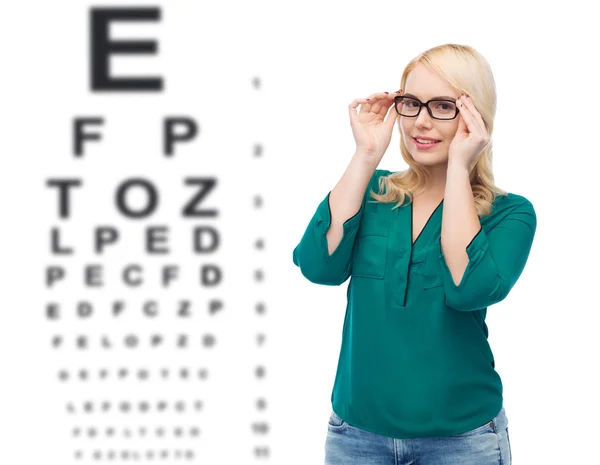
[292,44,536,464]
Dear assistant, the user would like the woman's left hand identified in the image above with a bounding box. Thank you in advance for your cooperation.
[447,95,491,170]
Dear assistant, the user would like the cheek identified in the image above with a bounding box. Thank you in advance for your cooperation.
[439,125,458,142]
[400,119,411,137]
[449,122,460,137]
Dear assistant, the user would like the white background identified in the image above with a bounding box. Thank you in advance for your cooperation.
[1,0,598,464]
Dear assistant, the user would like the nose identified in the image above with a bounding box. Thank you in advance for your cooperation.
[414,104,433,127]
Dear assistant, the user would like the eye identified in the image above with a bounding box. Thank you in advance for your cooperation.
[432,101,456,112]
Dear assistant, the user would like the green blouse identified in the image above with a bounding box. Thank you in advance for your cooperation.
[292,169,537,439]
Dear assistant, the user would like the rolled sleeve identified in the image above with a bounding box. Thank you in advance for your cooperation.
[439,200,537,312]
[292,190,364,285]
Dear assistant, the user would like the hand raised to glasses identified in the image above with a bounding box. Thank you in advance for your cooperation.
[348,90,402,165]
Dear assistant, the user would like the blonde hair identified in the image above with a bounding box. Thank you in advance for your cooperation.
[370,43,508,218]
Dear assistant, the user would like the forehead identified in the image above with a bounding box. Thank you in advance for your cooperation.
[404,63,457,100]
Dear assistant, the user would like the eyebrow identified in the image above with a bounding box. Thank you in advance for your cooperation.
[402,93,458,101]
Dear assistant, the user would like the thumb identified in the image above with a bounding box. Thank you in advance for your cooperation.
[348,98,364,126]
[385,100,399,129]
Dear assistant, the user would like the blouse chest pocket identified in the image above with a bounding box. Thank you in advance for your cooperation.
[414,245,444,289]
[351,214,389,280]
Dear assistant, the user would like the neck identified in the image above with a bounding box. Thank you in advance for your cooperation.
[415,164,447,200]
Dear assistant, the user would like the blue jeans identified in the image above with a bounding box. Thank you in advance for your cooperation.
[325,406,512,465]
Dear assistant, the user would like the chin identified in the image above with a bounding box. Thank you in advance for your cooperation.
[411,153,448,164]
[411,152,448,163]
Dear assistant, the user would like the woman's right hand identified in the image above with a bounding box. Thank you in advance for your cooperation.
[348,90,403,163]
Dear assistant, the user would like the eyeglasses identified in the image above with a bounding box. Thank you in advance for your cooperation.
[394,96,460,120]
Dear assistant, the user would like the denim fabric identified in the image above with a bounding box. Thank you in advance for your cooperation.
[325,406,511,465]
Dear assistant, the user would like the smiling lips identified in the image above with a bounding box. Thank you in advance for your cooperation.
[413,137,441,149]
[413,136,441,142]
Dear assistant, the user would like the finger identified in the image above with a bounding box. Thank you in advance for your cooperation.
[349,91,401,123]
[367,92,392,117]
[457,97,478,133]
[459,96,487,135]
[348,97,373,124]
[457,110,467,132]
[358,92,385,113]
[386,93,402,128]
[385,105,399,128]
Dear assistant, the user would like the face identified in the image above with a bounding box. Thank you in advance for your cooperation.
[400,63,460,166]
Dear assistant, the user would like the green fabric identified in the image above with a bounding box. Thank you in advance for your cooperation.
[293,169,536,438]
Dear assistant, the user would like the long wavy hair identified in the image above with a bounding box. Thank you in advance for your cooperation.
[370,43,508,218]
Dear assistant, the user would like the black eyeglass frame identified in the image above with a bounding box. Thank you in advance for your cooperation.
[394,96,460,120]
